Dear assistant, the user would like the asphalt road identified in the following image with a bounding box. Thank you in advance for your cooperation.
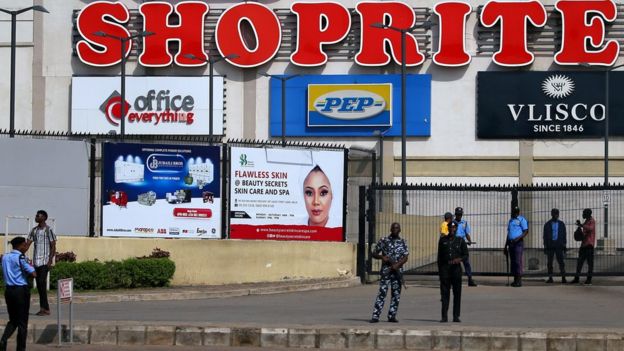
[18,282,624,330]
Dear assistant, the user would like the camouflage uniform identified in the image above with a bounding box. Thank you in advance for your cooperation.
[371,236,409,321]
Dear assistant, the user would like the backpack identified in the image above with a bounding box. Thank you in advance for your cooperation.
[574,227,584,242]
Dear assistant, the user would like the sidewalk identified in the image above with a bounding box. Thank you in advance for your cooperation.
[0,277,361,306]
[5,278,623,349]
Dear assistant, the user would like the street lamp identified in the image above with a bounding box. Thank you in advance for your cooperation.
[183,53,239,138]
[259,73,300,146]
[371,20,434,214]
[581,62,624,239]
[93,30,154,141]
[0,5,49,137]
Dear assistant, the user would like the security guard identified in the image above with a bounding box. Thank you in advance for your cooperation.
[0,237,36,351]
[369,222,409,323]
[454,207,477,287]
[437,221,468,323]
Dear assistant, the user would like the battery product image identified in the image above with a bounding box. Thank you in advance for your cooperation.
[188,161,214,189]
[166,189,192,204]
[115,159,145,183]
[137,191,157,206]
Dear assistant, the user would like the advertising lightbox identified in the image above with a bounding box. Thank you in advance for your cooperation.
[229,147,345,241]
[268,74,430,137]
[71,76,224,135]
[102,143,221,238]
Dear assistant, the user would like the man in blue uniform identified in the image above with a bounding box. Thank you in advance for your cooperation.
[505,206,529,287]
[0,237,36,351]
[454,207,477,287]
[370,222,409,323]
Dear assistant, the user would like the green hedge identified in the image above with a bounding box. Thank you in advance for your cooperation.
[49,258,175,290]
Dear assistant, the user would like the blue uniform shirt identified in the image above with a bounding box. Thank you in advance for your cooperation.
[508,216,528,241]
[551,221,559,241]
[456,219,471,240]
[2,250,34,287]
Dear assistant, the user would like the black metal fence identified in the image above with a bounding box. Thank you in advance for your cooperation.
[1,130,376,239]
[363,183,624,277]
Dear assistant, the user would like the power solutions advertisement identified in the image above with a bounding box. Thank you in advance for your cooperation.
[102,143,221,238]
[229,147,345,241]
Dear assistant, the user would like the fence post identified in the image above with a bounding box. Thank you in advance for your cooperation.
[511,188,519,210]
[357,186,366,283]
[366,186,377,278]
[88,138,96,237]
[221,144,229,239]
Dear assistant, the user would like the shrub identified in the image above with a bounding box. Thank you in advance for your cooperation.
[137,247,170,259]
[55,251,77,263]
[50,258,175,290]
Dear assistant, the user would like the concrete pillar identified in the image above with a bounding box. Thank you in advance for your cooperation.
[243,68,257,139]
[32,0,45,130]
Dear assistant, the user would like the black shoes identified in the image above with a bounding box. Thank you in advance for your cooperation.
[387,317,399,323]
[546,277,554,283]
[562,276,567,284]
[584,279,593,286]
[569,278,580,284]
[369,318,379,323]
[468,279,477,287]
[453,317,461,323]
[0,339,6,351]
[440,317,448,323]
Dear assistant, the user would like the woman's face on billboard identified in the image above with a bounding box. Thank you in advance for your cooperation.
[303,169,333,227]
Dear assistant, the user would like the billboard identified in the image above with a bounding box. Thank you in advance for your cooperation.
[229,147,345,241]
[102,143,221,238]
[268,74,430,137]
[478,71,624,139]
[71,76,224,135]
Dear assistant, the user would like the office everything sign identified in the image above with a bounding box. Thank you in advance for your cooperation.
[477,71,624,139]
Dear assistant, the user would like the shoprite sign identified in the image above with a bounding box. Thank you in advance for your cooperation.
[77,1,621,68]
[477,71,624,139]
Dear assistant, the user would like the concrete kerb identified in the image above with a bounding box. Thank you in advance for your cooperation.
[12,322,624,349]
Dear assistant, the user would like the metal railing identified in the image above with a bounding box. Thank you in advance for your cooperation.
[365,183,624,276]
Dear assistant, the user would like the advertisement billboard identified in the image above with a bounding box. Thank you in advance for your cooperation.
[102,143,221,238]
[71,76,224,135]
[229,147,345,241]
[268,74,430,137]
[477,71,624,139]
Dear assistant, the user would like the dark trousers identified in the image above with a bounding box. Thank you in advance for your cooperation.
[463,256,473,278]
[575,246,594,279]
[509,240,524,277]
[371,272,402,320]
[35,266,49,310]
[439,265,462,319]
[1,286,30,351]
[546,248,566,278]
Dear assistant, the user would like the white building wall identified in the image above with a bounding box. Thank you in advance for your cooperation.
[1,0,620,184]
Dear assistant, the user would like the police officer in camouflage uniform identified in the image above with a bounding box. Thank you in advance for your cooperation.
[370,222,409,323]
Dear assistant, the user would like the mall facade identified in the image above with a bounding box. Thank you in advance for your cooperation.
[3,0,624,186]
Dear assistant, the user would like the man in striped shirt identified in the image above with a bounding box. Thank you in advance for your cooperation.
[26,210,56,316]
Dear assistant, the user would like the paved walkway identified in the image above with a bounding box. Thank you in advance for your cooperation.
[23,279,624,330]
[3,277,623,349]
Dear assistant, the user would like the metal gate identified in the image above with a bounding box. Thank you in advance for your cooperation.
[362,184,624,277]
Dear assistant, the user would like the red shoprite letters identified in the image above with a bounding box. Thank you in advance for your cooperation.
[76,0,621,68]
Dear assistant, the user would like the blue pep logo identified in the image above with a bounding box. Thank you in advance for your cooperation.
[314,90,386,119]
[307,83,392,127]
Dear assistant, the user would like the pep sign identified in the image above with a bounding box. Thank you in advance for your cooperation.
[308,84,392,127]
